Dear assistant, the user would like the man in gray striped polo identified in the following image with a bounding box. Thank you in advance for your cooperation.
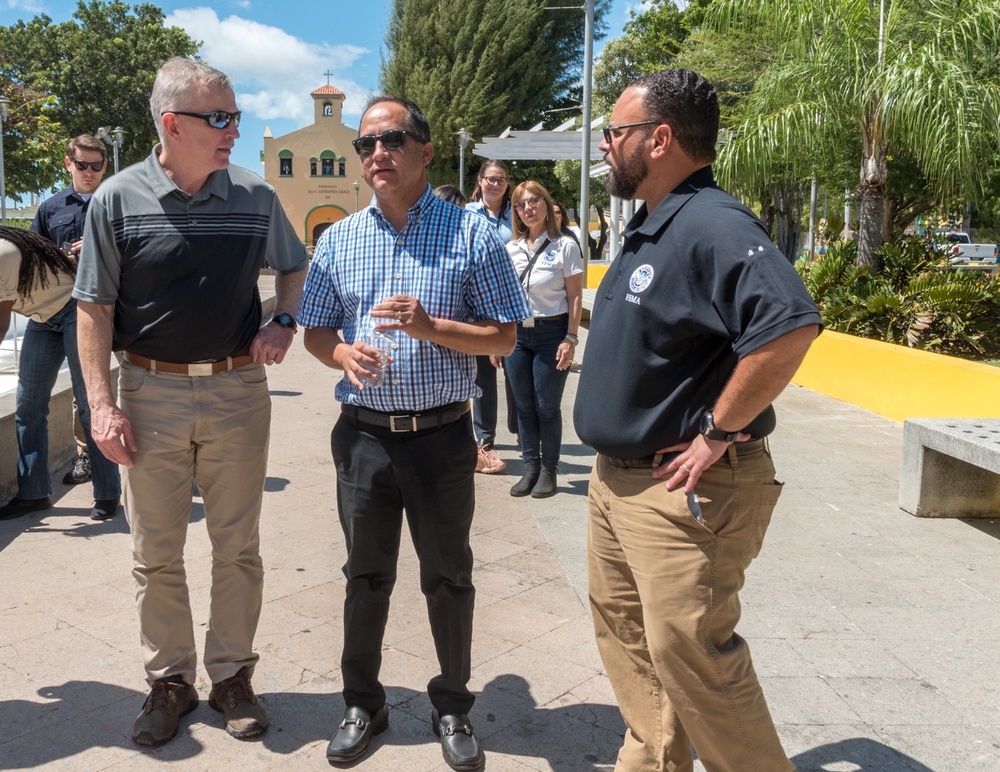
[74,57,307,747]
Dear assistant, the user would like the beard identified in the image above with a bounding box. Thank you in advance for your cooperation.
[604,140,648,200]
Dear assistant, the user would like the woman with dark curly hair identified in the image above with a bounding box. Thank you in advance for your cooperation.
[0,226,121,521]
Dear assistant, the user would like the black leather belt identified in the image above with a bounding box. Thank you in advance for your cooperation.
[604,453,665,469]
[343,400,471,433]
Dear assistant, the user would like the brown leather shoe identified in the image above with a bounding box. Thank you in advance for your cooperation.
[132,679,198,746]
[208,665,268,738]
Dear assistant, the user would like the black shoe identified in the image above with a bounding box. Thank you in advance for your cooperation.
[531,467,557,498]
[432,709,483,771]
[0,496,52,521]
[510,462,540,497]
[62,452,92,485]
[91,497,121,521]
[326,705,388,764]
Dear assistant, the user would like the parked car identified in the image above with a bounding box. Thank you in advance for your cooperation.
[941,232,998,263]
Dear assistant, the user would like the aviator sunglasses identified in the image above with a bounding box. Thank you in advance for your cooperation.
[352,129,428,157]
[70,159,106,172]
[163,110,242,129]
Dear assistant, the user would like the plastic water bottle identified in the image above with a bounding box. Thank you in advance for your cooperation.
[363,328,394,388]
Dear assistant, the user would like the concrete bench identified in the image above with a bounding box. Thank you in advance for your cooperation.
[900,418,1000,517]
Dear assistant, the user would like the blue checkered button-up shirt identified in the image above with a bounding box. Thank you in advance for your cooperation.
[298,185,530,412]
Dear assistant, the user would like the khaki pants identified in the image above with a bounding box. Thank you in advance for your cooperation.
[119,360,270,685]
[588,440,793,772]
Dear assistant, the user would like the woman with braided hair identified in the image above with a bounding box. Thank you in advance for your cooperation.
[0,226,121,521]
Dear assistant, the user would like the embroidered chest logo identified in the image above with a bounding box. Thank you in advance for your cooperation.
[626,264,654,305]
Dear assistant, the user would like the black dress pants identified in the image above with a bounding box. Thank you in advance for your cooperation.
[331,411,477,715]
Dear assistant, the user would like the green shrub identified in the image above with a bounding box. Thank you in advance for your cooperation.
[797,239,1000,359]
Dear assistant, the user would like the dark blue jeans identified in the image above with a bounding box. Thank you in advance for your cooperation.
[472,355,497,446]
[15,298,121,500]
[505,315,569,469]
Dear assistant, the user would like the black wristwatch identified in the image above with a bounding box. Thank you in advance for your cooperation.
[700,410,738,443]
[272,312,298,332]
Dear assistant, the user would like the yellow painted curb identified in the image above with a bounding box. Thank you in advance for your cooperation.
[792,330,1000,423]
[587,262,609,288]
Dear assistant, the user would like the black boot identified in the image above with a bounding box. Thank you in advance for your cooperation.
[531,466,557,498]
[510,462,540,497]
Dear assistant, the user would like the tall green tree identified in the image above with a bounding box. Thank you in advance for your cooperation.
[707,0,1000,268]
[0,0,198,185]
[0,75,63,202]
[380,0,610,189]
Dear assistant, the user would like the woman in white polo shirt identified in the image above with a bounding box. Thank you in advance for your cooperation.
[500,182,583,498]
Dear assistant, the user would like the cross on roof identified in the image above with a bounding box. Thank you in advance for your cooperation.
[323,70,334,86]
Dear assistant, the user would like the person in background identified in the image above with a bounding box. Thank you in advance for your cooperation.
[0,226,122,522]
[575,68,821,771]
[502,181,583,499]
[552,201,580,248]
[75,57,307,747]
[31,134,113,487]
[433,184,467,208]
[466,159,516,473]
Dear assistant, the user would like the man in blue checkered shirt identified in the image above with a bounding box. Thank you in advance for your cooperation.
[298,95,529,771]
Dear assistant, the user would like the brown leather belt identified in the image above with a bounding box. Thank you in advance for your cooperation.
[342,400,471,433]
[604,453,665,469]
[124,348,254,376]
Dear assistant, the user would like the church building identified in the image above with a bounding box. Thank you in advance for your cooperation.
[261,81,369,248]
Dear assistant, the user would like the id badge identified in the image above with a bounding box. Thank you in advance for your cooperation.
[523,316,535,328]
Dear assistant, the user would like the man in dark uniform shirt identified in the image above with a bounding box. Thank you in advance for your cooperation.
[30,134,111,487]
[574,69,822,771]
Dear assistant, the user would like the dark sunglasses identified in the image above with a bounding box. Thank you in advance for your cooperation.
[602,120,659,144]
[164,110,242,129]
[70,159,106,172]
[352,129,428,157]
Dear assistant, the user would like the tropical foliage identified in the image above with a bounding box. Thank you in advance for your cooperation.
[0,1,198,197]
[798,239,1000,358]
[706,0,1000,269]
[380,0,611,190]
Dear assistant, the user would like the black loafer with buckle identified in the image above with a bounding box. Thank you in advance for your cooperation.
[326,704,388,764]
[432,709,483,771]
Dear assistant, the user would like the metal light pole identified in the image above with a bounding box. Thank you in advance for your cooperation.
[353,179,360,212]
[0,96,9,226]
[579,0,594,269]
[456,127,472,196]
[112,126,124,173]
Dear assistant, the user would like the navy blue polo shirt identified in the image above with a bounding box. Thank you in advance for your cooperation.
[30,186,91,247]
[574,167,822,459]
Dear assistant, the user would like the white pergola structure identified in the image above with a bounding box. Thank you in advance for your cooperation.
[472,116,635,263]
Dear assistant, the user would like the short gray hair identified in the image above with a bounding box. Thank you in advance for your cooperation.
[150,57,233,141]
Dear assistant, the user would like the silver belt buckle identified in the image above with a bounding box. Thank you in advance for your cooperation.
[390,414,418,432]
[188,362,215,377]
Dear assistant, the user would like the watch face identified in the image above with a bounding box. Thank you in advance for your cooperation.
[274,313,296,328]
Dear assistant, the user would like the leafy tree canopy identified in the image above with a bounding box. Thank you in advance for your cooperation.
[0,0,198,197]
[380,0,611,189]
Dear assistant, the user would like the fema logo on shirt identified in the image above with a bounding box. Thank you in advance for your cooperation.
[629,265,654,293]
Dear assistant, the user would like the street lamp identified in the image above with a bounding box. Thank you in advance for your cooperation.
[456,127,472,196]
[353,179,360,212]
[0,95,9,226]
[97,126,125,173]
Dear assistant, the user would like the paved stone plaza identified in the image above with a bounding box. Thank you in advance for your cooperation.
[1,330,998,771]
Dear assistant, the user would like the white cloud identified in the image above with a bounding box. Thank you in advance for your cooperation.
[165,8,370,125]
[4,0,44,12]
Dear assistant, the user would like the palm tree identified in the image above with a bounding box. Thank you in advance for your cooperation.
[706,0,1000,268]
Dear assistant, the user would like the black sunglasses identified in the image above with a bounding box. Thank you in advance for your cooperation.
[602,120,659,144]
[352,130,428,157]
[164,110,242,129]
[70,159,106,172]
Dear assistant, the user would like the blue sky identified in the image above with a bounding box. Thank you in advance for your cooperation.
[1,0,644,177]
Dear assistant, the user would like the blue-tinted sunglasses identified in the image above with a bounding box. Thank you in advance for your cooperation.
[163,110,242,129]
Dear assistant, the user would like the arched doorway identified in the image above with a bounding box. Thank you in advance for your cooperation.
[304,204,349,250]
